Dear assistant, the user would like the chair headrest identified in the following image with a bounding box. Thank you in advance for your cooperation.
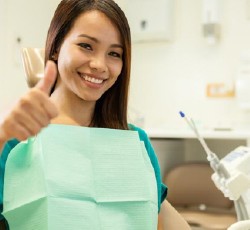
[21,47,45,87]
[164,162,233,209]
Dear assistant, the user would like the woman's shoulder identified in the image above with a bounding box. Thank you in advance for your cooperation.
[1,139,20,161]
[2,139,20,151]
[128,124,149,142]
[128,124,155,159]
[128,124,168,211]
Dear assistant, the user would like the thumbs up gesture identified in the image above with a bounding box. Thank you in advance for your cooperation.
[0,61,59,143]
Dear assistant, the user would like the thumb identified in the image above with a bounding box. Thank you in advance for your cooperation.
[35,60,57,95]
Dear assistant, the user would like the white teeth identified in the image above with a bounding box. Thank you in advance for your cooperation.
[81,74,103,84]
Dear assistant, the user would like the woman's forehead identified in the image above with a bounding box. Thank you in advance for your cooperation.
[68,10,121,43]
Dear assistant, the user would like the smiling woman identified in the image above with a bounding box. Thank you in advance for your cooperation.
[44,0,131,129]
[0,0,190,229]
[52,10,124,110]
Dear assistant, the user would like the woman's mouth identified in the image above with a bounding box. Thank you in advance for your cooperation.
[79,74,104,84]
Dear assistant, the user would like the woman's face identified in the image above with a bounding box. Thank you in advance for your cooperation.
[54,10,123,102]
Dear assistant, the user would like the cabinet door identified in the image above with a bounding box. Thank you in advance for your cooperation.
[124,0,174,42]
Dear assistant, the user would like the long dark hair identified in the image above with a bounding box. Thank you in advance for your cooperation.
[45,0,131,130]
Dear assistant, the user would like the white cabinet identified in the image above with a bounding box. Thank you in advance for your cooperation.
[124,0,174,42]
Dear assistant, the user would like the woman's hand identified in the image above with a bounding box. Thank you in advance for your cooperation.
[0,61,58,144]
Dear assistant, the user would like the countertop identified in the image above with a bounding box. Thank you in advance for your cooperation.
[145,128,250,140]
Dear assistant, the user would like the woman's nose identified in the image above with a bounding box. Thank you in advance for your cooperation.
[89,55,108,73]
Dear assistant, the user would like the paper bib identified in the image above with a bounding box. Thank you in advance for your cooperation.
[3,125,158,230]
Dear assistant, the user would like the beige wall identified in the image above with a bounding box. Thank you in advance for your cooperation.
[1,0,250,132]
[0,0,60,119]
[125,0,250,131]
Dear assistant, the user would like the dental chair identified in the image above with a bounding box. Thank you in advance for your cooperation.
[164,162,237,230]
[21,48,244,230]
[21,47,45,87]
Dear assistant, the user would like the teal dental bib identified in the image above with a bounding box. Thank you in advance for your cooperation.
[2,125,158,229]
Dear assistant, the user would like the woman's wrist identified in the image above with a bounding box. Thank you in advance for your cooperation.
[0,128,7,153]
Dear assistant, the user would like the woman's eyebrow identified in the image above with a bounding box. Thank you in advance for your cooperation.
[78,34,123,49]
[78,34,98,42]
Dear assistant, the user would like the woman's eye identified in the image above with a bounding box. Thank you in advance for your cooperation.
[78,43,92,50]
[109,51,121,58]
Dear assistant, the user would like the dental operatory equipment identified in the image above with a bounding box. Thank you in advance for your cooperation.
[179,111,250,229]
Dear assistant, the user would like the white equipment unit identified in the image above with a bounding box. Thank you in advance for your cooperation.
[180,111,250,230]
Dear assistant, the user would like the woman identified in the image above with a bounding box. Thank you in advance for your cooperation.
[0,0,190,229]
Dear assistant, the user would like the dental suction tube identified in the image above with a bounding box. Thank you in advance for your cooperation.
[179,111,249,220]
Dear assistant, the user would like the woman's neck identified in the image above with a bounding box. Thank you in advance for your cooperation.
[50,88,95,127]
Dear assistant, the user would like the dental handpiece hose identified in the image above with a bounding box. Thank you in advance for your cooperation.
[179,111,248,220]
[179,111,229,178]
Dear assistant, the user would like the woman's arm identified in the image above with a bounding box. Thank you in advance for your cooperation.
[0,61,58,155]
[0,139,5,156]
[158,200,191,230]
